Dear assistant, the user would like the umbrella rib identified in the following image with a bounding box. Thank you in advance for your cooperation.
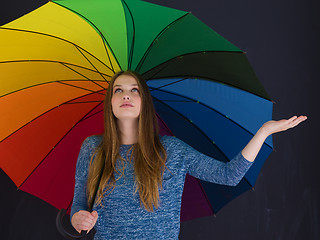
[0,59,111,78]
[135,12,190,72]
[73,45,108,82]
[144,60,177,81]
[147,71,271,102]
[66,198,74,214]
[64,100,102,105]
[151,87,273,150]
[152,94,226,156]
[141,51,243,83]
[0,90,105,145]
[18,102,103,188]
[61,89,105,105]
[156,112,174,136]
[122,0,135,70]
[80,109,103,122]
[0,60,111,99]
[154,100,194,103]
[59,62,108,89]
[143,50,243,75]
[148,77,188,89]
[57,81,106,95]
[50,2,118,72]
[0,78,106,99]
[195,177,216,216]
[0,27,113,73]
[153,95,256,189]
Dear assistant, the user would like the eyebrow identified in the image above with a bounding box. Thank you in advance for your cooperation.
[113,84,139,87]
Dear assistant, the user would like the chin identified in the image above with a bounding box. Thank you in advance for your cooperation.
[115,115,140,121]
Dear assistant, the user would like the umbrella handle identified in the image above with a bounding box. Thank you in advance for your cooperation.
[56,156,102,239]
[56,208,87,239]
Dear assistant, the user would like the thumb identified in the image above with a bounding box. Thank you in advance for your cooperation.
[91,211,98,220]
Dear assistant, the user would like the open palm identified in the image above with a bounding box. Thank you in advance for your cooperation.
[263,115,307,135]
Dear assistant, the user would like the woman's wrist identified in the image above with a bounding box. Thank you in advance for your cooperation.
[258,123,271,138]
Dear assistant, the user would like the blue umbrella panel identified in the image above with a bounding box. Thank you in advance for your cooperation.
[148,77,273,218]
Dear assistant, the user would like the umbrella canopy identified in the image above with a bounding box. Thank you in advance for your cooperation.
[0,0,273,221]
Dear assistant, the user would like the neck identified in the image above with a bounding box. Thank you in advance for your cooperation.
[117,119,139,145]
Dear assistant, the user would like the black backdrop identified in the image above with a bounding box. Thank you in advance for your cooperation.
[0,0,319,239]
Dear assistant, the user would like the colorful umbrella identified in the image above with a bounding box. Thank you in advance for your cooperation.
[0,0,273,224]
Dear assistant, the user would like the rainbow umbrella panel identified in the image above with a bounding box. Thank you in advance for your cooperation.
[0,0,273,221]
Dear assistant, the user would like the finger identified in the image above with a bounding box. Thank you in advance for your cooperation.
[79,211,95,221]
[73,213,94,233]
[300,115,308,120]
[288,116,298,122]
[91,211,98,219]
[290,115,307,122]
[288,115,303,124]
[289,116,307,128]
[75,223,89,232]
[85,217,95,226]
[78,220,95,231]
[293,118,307,127]
[292,116,307,124]
[78,218,94,228]
[77,215,95,227]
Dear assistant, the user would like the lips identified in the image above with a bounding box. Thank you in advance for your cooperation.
[120,103,134,108]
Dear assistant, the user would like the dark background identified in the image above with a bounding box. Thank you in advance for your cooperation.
[1,0,319,239]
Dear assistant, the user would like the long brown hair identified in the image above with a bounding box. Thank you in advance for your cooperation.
[86,70,167,211]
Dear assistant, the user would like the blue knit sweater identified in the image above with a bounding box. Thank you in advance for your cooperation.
[71,135,253,239]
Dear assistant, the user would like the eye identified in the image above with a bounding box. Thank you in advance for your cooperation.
[114,88,122,93]
[132,88,140,93]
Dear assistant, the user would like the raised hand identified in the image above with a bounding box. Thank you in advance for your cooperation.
[262,115,307,136]
[241,115,307,162]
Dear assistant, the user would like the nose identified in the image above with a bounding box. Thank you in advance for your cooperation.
[122,94,130,100]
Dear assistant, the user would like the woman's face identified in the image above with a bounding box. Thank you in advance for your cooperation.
[111,74,141,121]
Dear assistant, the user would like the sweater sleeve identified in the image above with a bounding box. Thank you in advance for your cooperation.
[170,137,253,186]
[70,136,100,219]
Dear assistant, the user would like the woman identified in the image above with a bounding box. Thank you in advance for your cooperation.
[70,70,307,239]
